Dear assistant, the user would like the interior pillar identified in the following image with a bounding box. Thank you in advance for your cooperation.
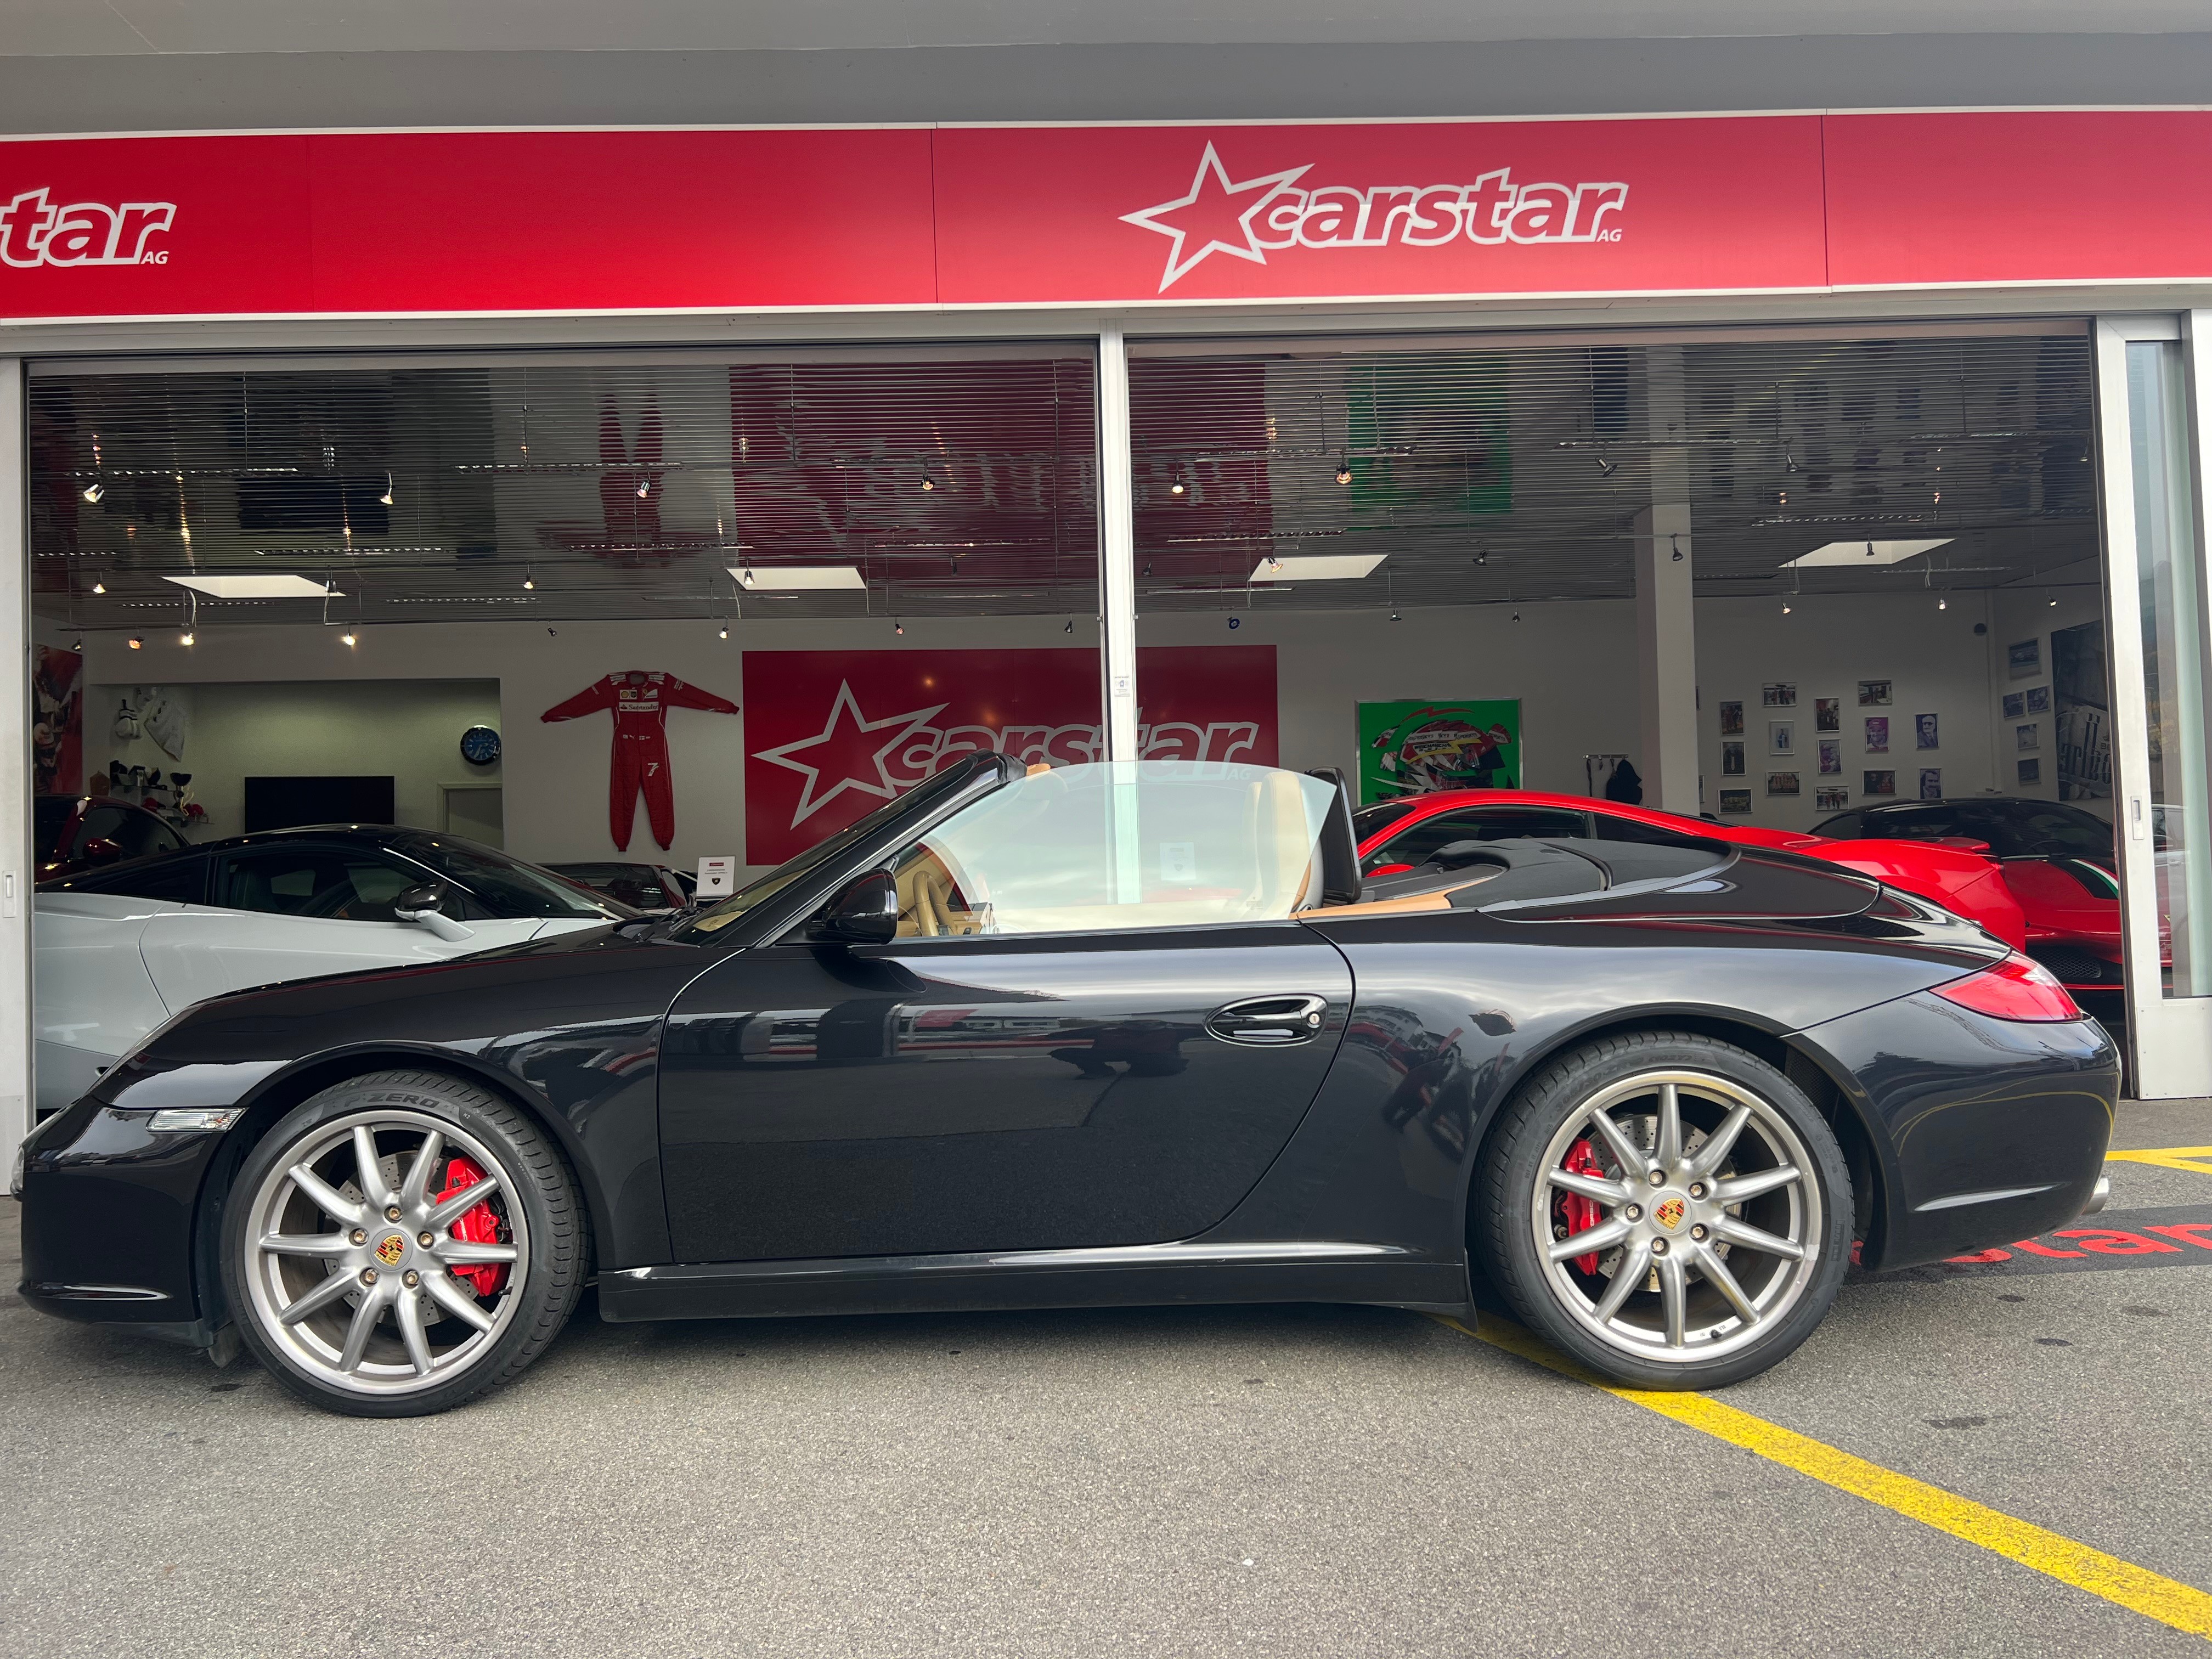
[1636,345,1700,816]
[1096,324,1139,764]
[0,358,30,1149]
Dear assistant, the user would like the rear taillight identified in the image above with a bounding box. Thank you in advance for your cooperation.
[1929,953,2083,1023]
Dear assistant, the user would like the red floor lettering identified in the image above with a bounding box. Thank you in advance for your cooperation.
[1946,1247,2012,1264]
[2052,1229,2181,1255]
[2012,1238,2088,1259]
[2146,1222,2212,1251]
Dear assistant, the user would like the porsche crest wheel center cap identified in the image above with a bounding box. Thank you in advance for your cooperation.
[374,1233,408,1267]
[1654,1197,1687,1231]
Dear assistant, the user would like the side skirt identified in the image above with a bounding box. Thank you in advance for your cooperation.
[597,1239,1471,1323]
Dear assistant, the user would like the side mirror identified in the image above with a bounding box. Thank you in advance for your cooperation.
[393,881,476,944]
[79,837,125,866]
[814,870,898,947]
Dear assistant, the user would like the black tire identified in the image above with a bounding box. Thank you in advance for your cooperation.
[221,1069,587,1417]
[1475,1030,1852,1390]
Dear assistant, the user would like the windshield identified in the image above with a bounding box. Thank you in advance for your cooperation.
[400,836,630,919]
[1351,799,1421,840]
[680,759,985,939]
[886,761,1335,938]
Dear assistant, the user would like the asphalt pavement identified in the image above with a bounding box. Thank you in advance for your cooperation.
[2,1100,2208,1658]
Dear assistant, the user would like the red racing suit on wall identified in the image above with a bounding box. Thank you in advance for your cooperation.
[540,670,739,851]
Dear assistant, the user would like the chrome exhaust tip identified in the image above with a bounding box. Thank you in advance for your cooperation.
[2083,1175,2111,1216]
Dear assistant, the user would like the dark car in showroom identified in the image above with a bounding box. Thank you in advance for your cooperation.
[1812,797,2134,995]
[15,756,2117,1417]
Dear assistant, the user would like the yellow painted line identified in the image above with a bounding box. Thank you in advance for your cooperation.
[1436,1313,2212,1643]
[2107,1146,2212,1176]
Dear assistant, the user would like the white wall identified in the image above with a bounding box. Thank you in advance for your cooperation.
[79,583,2067,870]
[1694,591,2018,833]
[89,679,502,843]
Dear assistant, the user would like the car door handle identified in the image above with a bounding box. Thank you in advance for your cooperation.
[1206,994,1330,1046]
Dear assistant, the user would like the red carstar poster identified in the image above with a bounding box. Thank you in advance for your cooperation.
[741,646,1278,864]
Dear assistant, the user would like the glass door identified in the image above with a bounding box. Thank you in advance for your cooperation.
[2094,318,2212,1097]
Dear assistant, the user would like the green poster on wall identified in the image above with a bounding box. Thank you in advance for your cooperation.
[1357,698,1522,805]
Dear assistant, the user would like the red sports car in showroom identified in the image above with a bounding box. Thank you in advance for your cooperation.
[1810,798,2135,996]
[1355,789,2028,952]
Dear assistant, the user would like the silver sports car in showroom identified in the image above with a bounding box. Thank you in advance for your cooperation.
[33,825,628,1115]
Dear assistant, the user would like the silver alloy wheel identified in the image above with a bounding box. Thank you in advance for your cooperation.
[239,1108,528,1397]
[1527,1069,1822,1364]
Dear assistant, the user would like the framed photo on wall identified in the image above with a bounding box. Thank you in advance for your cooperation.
[1719,700,1744,736]
[1769,720,1795,756]
[1920,768,1943,799]
[1722,741,1745,775]
[1818,738,1842,775]
[1858,680,1892,706]
[1766,771,1801,795]
[1815,786,1849,811]
[1762,683,1797,708]
[1355,698,1521,804]
[2026,685,2050,715]
[1914,713,1939,750]
[2003,691,2025,719]
[2019,758,2042,785]
[1718,788,1753,814]
[1864,769,1896,796]
[2017,723,2040,752]
[1864,716,1889,753]
[2009,638,2042,680]
[1814,697,1841,732]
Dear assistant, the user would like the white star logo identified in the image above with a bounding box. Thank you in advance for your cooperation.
[753,681,946,827]
[1121,142,1312,293]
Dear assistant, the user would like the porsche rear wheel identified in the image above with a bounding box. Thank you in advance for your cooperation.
[1477,1032,1852,1390]
[221,1070,585,1417]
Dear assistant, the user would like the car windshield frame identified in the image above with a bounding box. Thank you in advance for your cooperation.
[675,753,1012,945]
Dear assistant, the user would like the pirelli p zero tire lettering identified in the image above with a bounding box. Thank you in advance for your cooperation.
[219,1069,586,1418]
[1477,1030,1853,1391]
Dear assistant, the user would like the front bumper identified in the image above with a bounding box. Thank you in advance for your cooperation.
[1798,990,2120,1271]
[15,1097,232,1329]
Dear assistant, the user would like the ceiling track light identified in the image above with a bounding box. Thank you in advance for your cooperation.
[894,620,905,635]
[1169,479,1186,496]
[1782,600,1793,614]
[1594,454,1615,476]
[1063,619,1075,634]
[127,635,143,650]
[635,478,651,499]
[1335,459,1353,486]
[718,625,729,640]
[379,473,394,507]
[180,630,195,646]
[1670,534,1684,563]
[340,630,358,648]
[92,582,105,595]
[71,637,83,653]
[1474,550,1487,567]
[81,481,104,504]
[523,565,535,591]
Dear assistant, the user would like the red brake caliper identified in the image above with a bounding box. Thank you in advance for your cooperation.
[1558,1138,1607,1275]
[434,1154,510,1297]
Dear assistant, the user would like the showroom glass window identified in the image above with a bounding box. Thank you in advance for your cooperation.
[399,838,618,919]
[886,762,1335,938]
[2126,340,2212,997]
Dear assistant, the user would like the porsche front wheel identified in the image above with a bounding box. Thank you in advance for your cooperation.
[1477,1032,1852,1390]
[221,1070,586,1417]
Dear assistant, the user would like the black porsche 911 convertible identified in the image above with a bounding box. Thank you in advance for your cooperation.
[14,755,2118,1415]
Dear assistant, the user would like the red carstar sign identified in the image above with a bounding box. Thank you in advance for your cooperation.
[740,646,1279,864]
[8,112,2212,320]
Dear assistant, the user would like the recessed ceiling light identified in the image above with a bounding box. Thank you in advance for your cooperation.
[1781,538,1953,569]
[727,565,866,590]
[163,574,339,599]
[1248,553,1386,583]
